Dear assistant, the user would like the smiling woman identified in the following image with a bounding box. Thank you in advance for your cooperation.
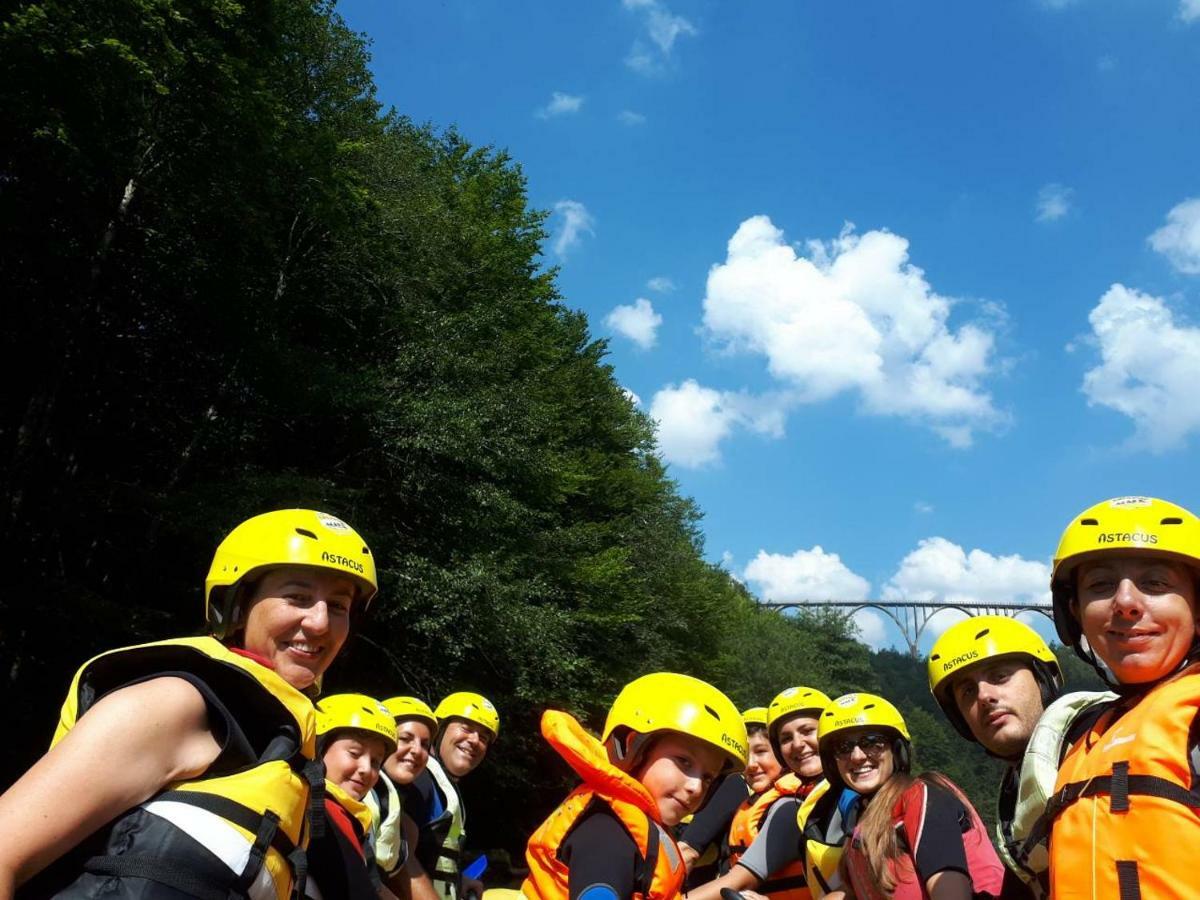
[1047,497,1200,900]
[0,509,377,900]
[817,694,1003,900]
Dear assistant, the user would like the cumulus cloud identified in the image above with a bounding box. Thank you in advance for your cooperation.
[622,0,697,74]
[1036,183,1074,222]
[1182,0,1200,22]
[882,537,1051,644]
[647,276,676,292]
[701,215,1005,446]
[1080,283,1200,450]
[743,546,886,647]
[535,92,584,119]
[622,387,642,406]
[605,298,663,349]
[649,380,786,468]
[1148,198,1200,274]
[552,200,594,258]
[618,110,647,126]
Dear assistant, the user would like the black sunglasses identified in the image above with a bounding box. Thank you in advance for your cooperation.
[831,732,891,758]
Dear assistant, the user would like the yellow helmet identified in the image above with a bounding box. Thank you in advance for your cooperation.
[1051,497,1200,654]
[603,672,748,774]
[383,696,438,734]
[205,509,378,639]
[766,686,831,765]
[742,706,769,729]
[316,693,397,756]
[818,693,911,790]
[434,692,500,740]
[927,616,1062,741]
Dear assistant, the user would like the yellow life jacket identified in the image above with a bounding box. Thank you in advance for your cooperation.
[1048,668,1200,900]
[365,771,406,875]
[426,757,467,900]
[797,781,847,899]
[44,636,320,900]
[522,710,686,900]
[726,774,810,900]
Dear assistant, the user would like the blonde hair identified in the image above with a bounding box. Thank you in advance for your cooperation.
[849,771,960,898]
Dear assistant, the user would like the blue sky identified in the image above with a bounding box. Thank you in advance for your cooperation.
[337,0,1200,650]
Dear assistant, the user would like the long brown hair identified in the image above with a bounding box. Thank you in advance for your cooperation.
[847,770,960,898]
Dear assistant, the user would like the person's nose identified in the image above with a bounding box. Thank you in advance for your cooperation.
[302,599,331,634]
[976,678,1001,706]
[1112,577,1146,616]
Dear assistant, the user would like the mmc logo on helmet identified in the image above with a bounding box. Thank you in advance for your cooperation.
[321,550,366,574]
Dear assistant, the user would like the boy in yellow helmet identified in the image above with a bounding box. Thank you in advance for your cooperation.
[309,693,398,900]
[522,672,747,900]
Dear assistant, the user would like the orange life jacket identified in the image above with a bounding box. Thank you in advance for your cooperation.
[522,711,686,900]
[843,777,1003,900]
[1048,667,1200,900]
[726,773,812,900]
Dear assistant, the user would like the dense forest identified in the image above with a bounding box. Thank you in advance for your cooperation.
[0,0,1103,873]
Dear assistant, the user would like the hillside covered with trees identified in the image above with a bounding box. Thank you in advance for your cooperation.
[0,0,1101,865]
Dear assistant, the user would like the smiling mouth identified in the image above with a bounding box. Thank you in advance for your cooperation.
[284,641,323,660]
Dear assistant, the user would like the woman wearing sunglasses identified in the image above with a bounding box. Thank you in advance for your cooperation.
[817,693,1003,900]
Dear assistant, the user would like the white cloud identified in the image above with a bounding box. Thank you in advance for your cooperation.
[883,537,1051,607]
[649,380,786,468]
[701,215,1005,446]
[605,298,663,349]
[742,546,887,648]
[618,110,647,126]
[914,501,935,514]
[622,387,642,407]
[1148,198,1200,274]
[1181,0,1200,22]
[647,276,676,292]
[622,0,697,74]
[535,92,584,119]
[1081,283,1200,450]
[552,200,594,258]
[1036,183,1073,222]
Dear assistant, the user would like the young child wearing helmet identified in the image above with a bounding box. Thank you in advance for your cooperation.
[371,697,438,894]
[404,691,500,900]
[522,672,748,900]
[676,708,766,888]
[817,693,1003,900]
[926,616,1112,899]
[308,693,398,900]
[1045,496,1200,899]
[0,509,378,899]
[686,687,831,900]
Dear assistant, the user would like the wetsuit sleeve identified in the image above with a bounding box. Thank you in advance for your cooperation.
[400,772,436,826]
[734,798,802,882]
[560,808,641,900]
[909,784,970,882]
[679,774,748,851]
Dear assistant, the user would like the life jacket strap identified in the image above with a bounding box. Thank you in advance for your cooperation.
[634,814,660,898]
[761,874,809,893]
[83,854,238,900]
[1047,766,1200,821]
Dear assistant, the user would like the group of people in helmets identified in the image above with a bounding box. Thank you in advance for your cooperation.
[1,494,1199,900]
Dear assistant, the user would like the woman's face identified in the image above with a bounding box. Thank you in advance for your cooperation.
[743,731,783,792]
[1074,556,1199,684]
[777,714,823,779]
[383,719,432,786]
[323,733,387,800]
[832,726,895,796]
[241,567,356,690]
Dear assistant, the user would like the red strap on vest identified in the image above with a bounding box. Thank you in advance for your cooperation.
[324,799,365,859]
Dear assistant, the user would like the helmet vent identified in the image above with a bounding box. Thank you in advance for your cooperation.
[703,704,721,721]
[295,528,318,540]
[362,546,371,555]
[1080,517,1099,526]
[863,702,876,711]
[1162,517,1183,525]
[975,628,991,640]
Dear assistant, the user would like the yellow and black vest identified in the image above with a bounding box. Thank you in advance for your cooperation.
[33,636,321,900]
